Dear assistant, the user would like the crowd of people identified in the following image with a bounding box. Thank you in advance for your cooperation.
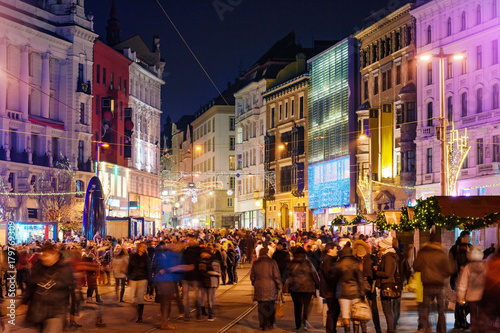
[0,227,499,333]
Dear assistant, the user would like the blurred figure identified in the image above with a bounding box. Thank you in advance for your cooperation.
[449,230,472,329]
[320,242,340,333]
[226,242,236,284]
[483,243,495,259]
[111,245,128,302]
[127,242,151,323]
[272,242,290,283]
[479,247,500,332]
[81,254,103,304]
[284,246,320,331]
[251,246,282,331]
[334,244,365,333]
[181,234,201,321]
[413,232,453,333]
[456,246,486,333]
[21,243,76,332]
[198,248,220,322]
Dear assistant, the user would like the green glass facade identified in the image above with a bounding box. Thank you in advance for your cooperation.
[307,38,359,209]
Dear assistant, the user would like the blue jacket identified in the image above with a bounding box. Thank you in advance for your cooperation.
[152,248,185,283]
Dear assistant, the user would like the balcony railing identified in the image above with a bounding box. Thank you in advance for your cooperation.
[33,153,49,167]
[76,79,91,95]
[10,149,28,163]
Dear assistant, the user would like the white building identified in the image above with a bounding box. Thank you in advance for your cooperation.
[0,0,96,226]
[412,0,500,199]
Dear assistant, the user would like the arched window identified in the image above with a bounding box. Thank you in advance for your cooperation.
[461,11,467,31]
[476,88,483,113]
[427,25,432,44]
[447,17,452,36]
[493,84,499,109]
[461,92,468,117]
[477,5,482,25]
[427,102,433,126]
[447,96,453,121]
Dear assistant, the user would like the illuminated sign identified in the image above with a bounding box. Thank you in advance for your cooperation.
[309,156,350,209]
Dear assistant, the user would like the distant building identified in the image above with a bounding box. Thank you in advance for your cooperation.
[355,2,417,213]
[307,38,360,228]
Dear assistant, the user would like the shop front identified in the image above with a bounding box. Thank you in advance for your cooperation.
[10,222,58,243]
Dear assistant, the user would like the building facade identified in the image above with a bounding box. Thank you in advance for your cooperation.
[191,90,239,229]
[307,38,360,228]
[263,56,310,230]
[356,3,417,213]
[0,0,96,239]
[411,0,500,202]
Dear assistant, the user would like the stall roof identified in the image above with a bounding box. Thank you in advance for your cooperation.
[434,196,500,217]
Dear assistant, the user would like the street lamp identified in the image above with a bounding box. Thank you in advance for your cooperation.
[96,141,109,177]
[358,133,373,214]
[418,48,464,196]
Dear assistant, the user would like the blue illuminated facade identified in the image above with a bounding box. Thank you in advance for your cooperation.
[307,38,359,217]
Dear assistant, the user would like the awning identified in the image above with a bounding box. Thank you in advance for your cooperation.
[432,196,500,218]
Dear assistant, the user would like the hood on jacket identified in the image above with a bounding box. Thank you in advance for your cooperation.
[340,246,354,258]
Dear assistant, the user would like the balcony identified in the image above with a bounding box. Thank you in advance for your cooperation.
[461,110,500,126]
[477,162,500,176]
[264,186,275,201]
[420,127,435,137]
[7,110,22,121]
[10,149,28,163]
[33,153,49,167]
[76,79,91,95]
[78,159,93,172]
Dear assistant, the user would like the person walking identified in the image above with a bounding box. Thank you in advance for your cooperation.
[111,245,128,302]
[334,244,365,333]
[181,234,200,321]
[413,231,453,333]
[272,242,291,283]
[283,246,320,331]
[226,242,236,284]
[251,246,282,331]
[198,248,221,322]
[320,242,341,333]
[456,246,486,333]
[449,230,472,329]
[127,242,152,323]
[375,236,399,333]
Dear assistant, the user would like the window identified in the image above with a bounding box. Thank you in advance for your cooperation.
[229,137,235,150]
[427,102,433,126]
[119,137,122,155]
[364,80,369,100]
[229,156,235,170]
[494,0,498,19]
[230,176,235,189]
[408,59,414,80]
[477,45,483,70]
[493,40,499,65]
[118,76,122,90]
[461,92,468,117]
[461,11,466,31]
[493,84,499,109]
[229,117,235,130]
[28,208,38,219]
[78,140,84,164]
[237,127,242,143]
[477,5,481,25]
[447,17,452,36]
[382,69,392,91]
[476,88,483,113]
[396,64,401,85]
[207,139,211,152]
[462,55,467,74]
[285,102,288,118]
[427,62,433,85]
[427,148,433,173]
[96,64,100,83]
[427,25,432,44]
[299,96,304,118]
[406,150,415,172]
[208,120,211,132]
[477,138,484,164]
[271,107,275,127]
[463,155,469,169]
[102,67,106,86]
[493,135,500,162]
[78,63,84,82]
[237,154,242,169]
[124,80,127,95]
[447,57,453,79]
[213,118,215,131]
[382,71,387,91]
[406,102,416,122]
[279,105,282,120]
[373,75,379,95]
[260,120,264,135]
[291,99,295,116]
[79,103,85,124]
[110,72,114,90]
[227,197,233,207]
[447,96,453,121]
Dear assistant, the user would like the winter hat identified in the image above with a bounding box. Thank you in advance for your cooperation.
[379,236,393,250]
[353,240,371,258]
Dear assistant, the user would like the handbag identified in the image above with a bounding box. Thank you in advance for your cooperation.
[381,283,402,299]
[275,291,284,317]
[351,299,372,321]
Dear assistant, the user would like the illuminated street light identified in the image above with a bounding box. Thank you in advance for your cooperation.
[278,145,285,149]
[196,146,202,150]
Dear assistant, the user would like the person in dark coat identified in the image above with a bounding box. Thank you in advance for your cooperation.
[226,242,236,284]
[20,243,77,332]
[181,234,200,320]
[127,242,152,323]
[414,232,453,333]
[283,246,320,331]
[251,246,282,331]
[198,247,221,321]
[449,231,472,329]
[334,244,365,333]
[272,242,290,283]
[245,232,256,263]
[320,242,340,333]
[480,248,500,331]
[376,236,399,333]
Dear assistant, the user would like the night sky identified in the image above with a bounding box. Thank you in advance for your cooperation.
[85,0,392,125]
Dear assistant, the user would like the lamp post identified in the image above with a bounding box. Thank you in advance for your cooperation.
[359,133,373,214]
[96,141,109,177]
[419,48,464,196]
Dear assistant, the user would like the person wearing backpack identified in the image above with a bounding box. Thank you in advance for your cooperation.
[375,236,399,333]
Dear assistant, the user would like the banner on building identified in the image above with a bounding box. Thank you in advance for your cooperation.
[381,103,393,179]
